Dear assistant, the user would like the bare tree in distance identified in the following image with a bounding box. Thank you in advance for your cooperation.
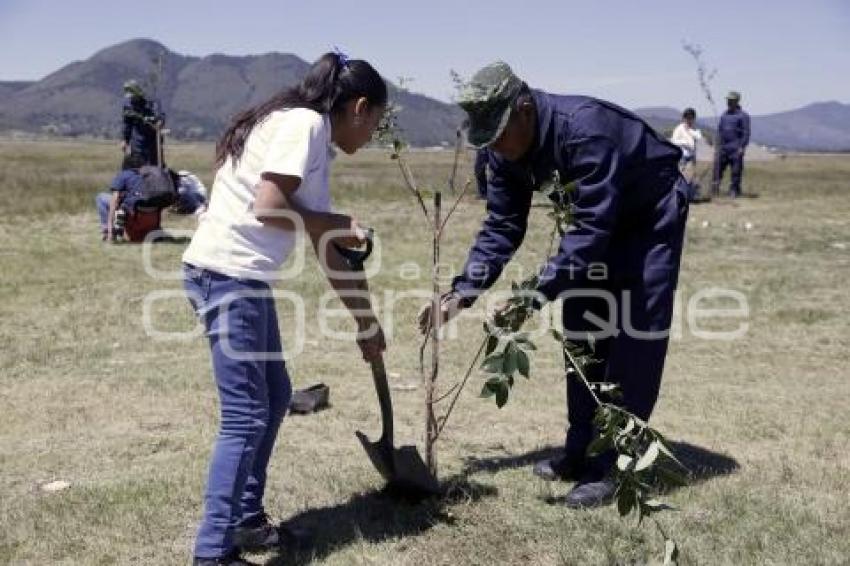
[682,41,722,198]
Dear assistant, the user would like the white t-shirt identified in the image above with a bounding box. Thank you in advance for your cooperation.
[670,123,702,159]
[183,108,334,280]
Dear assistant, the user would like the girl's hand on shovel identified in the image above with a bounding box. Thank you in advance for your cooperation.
[357,317,386,362]
[334,217,370,249]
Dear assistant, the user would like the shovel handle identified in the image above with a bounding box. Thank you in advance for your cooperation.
[335,231,394,443]
[369,354,394,444]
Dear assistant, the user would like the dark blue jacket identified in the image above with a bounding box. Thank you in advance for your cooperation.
[122,96,161,159]
[718,108,750,150]
[452,90,682,304]
[474,149,489,198]
[110,169,144,210]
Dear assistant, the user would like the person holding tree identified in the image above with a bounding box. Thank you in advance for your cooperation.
[419,62,689,508]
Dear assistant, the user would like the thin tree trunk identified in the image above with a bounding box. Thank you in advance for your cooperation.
[426,190,442,476]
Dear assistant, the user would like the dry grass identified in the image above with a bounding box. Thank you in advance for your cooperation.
[0,140,848,565]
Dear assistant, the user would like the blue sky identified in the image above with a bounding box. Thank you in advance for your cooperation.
[1,0,848,116]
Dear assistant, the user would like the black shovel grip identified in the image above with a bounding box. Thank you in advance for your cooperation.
[331,228,374,272]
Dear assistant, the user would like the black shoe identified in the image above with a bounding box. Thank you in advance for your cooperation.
[289,383,330,415]
[564,475,617,509]
[234,513,313,554]
[193,551,258,566]
[532,454,585,482]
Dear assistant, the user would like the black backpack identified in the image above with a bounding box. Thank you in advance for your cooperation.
[135,166,178,209]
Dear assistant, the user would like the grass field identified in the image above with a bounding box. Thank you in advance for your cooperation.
[0,139,848,565]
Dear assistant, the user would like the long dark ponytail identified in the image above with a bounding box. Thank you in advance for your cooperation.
[216,52,387,166]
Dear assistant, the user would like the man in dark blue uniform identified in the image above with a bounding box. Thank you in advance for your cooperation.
[474,148,489,199]
[713,91,750,197]
[121,79,163,165]
[419,62,689,508]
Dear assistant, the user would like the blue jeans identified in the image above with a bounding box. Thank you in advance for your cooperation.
[95,191,112,232]
[183,264,292,559]
[175,187,207,214]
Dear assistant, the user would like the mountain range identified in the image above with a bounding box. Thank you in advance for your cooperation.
[1,39,848,151]
[0,39,463,147]
[635,103,850,152]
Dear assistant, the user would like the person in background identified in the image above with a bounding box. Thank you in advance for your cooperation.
[474,148,489,199]
[94,154,145,240]
[670,107,703,201]
[121,79,163,165]
[713,91,750,198]
[173,170,209,215]
[418,62,688,509]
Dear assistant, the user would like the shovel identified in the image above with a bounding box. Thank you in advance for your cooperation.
[332,232,440,496]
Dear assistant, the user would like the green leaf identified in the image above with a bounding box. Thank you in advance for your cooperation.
[656,465,688,488]
[480,381,496,398]
[635,441,660,472]
[663,539,679,565]
[502,343,518,376]
[656,438,686,470]
[481,353,504,373]
[495,383,509,408]
[517,349,530,378]
[485,334,499,355]
[616,485,636,517]
[586,433,613,457]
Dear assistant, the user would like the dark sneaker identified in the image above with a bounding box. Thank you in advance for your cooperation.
[193,551,258,565]
[234,513,312,554]
[532,454,585,482]
[564,475,617,509]
[289,383,330,415]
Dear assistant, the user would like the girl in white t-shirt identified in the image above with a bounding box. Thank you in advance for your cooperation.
[183,52,387,566]
[670,107,703,199]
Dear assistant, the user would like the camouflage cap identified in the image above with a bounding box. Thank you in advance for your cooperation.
[457,61,524,148]
[123,79,144,98]
[726,90,741,101]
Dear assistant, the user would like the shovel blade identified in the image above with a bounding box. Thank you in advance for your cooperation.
[391,444,440,495]
[356,430,440,496]
[356,430,395,481]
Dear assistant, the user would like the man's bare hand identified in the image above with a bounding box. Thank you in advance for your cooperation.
[417,291,463,334]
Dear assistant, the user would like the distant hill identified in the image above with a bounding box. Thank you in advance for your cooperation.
[1,39,847,151]
[745,102,850,151]
[635,103,850,152]
[0,39,464,146]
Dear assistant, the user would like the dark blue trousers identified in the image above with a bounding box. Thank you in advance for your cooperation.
[716,148,744,196]
[184,265,292,559]
[560,180,689,469]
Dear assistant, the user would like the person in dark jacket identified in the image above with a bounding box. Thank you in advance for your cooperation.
[121,79,163,165]
[418,62,689,508]
[713,91,750,197]
[474,148,489,199]
[95,154,145,240]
